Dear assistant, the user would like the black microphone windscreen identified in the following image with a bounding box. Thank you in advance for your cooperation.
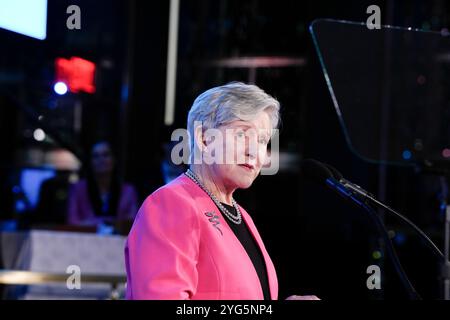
[300,159,333,183]
[323,163,343,180]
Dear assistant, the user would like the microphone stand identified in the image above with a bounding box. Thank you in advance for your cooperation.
[439,177,450,300]
[304,159,444,299]
[326,177,443,300]
[415,160,450,300]
[363,203,421,300]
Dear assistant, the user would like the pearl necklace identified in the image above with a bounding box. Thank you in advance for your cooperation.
[185,169,242,225]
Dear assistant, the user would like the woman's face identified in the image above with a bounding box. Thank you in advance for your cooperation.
[204,111,272,190]
[91,142,114,175]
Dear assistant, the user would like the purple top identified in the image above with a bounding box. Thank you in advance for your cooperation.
[67,180,139,225]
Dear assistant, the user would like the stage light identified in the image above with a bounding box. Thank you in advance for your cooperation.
[54,82,68,95]
[393,232,407,245]
[442,148,450,158]
[402,150,412,160]
[372,251,382,260]
[55,57,96,94]
[33,128,46,142]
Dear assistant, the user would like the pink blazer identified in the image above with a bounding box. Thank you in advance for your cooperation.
[125,174,278,300]
[67,180,138,225]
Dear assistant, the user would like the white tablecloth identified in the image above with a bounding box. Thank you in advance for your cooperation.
[1,230,127,299]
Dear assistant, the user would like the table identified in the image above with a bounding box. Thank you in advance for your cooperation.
[0,230,127,299]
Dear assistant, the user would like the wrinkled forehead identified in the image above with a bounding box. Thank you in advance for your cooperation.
[220,111,272,133]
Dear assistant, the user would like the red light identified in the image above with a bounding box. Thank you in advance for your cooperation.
[55,57,96,94]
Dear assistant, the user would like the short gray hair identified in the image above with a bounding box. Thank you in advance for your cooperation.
[187,82,280,155]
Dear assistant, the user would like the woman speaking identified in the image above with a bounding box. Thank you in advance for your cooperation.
[125,82,317,300]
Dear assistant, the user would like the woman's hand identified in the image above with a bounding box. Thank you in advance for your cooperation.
[285,295,320,300]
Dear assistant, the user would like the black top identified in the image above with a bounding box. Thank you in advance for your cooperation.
[219,203,271,300]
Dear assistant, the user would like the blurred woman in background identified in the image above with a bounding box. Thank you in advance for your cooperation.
[67,141,138,229]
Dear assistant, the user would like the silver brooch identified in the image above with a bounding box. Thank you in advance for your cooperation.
[205,212,223,236]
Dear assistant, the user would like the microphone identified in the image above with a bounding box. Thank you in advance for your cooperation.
[300,159,367,207]
[322,162,375,205]
[301,158,427,300]
[302,158,443,259]
[299,158,333,182]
